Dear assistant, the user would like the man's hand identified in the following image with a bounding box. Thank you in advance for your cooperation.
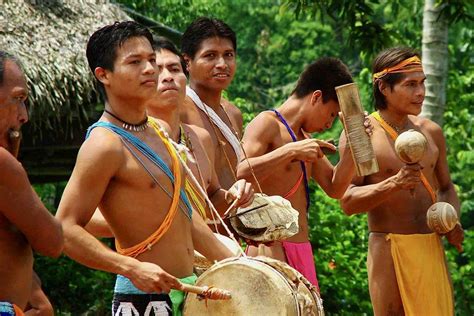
[338,111,374,137]
[128,261,181,294]
[225,179,254,208]
[445,224,464,252]
[393,164,422,191]
[289,139,336,162]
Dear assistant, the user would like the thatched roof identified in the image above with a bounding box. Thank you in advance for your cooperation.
[0,0,179,141]
[0,0,181,182]
[0,0,132,140]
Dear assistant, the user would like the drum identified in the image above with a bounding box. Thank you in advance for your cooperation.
[194,234,242,275]
[184,256,324,316]
[230,194,299,243]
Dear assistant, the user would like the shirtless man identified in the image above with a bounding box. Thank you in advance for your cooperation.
[0,51,63,314]
[180,17,243,191]
[237,57,364,288]
[340,47,464,315]
[149,36,253,219]
[55,22,232,316]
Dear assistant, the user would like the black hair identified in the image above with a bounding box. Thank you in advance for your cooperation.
[152,36,188,77]
[181,17,236,59]
[292,57,353,102]
[86,21,153,101]
[372,47,420,110]
[0,51,22,87]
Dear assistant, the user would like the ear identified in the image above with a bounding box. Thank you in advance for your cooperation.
[378,80,388,96]
[94,67,110,86]
[182,54,191,72]
[310,90,323,106]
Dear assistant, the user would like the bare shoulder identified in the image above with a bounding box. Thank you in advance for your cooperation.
[221,98,242,120]
[0,148,29,189]
[244,110,279,135]
[76,125,125,170]
[411,115,445,142]
[185,124,213,149]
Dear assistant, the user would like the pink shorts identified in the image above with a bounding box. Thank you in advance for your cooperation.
[282,240,319,291]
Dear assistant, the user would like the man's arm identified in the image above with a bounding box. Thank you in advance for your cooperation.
[311,132,356,199]
[24,272,53,316]
[85,208,114,238]
[56,130,180,293]
[430,121,463,248]
[237,113,329,183]
[0,149,63,257]
[339,128,422,215]
[191,210,234,262]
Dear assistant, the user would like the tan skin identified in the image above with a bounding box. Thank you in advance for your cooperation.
[237,91,369,260]
[86,49,253,236]
[340,71,464,314]
[181,37,243,191]
[151,49,253,215]
[56,37,232,295]
[0,60,63,309]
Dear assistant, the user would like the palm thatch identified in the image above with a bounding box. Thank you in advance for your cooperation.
[0,0,181,182]
[0,0,129,141]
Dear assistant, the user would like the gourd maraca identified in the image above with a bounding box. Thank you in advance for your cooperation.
[394,129,427,195]
[426,202,463,252]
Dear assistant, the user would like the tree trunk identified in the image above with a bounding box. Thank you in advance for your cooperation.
[421,0,449,126]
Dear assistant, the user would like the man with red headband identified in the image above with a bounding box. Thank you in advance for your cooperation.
[340,47,464,315]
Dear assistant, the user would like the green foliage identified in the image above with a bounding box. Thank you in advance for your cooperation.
[310,186,372,313]
[30,1,473,314]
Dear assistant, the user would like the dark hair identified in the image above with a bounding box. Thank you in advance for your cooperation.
[372,47,420,110]
[0,51,22,87]
[292,57,353,102]
[181,17,236,59]
[152,36,188,77]
[86,21,153,100]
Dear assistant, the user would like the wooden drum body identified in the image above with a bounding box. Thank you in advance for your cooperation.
[184,256,324,316]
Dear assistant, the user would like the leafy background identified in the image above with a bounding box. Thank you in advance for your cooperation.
[32,0,472,314]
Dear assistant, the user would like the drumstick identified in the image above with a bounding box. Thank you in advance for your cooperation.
[180,283,232,300]
[225,203,269,219]
[222,198,239,218]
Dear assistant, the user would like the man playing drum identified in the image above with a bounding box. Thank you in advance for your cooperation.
[56,22,234,316]
[237,57,370,288]
[0,51,63,315]
[340,47,464,315]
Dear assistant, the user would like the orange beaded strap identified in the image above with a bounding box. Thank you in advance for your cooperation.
[116,118,184,258]
[371,112,436,203]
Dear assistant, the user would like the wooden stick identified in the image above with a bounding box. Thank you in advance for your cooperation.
[222,198,240,218]
[180,283,232,300]
[225,203,269,219]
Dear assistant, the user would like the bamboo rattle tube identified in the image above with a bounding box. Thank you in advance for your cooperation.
[335,83,379,176]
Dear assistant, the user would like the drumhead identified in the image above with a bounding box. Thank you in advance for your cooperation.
[184,256,323,316]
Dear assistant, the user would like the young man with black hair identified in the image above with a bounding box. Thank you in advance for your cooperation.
[0,51,63,315]
[56,22,232,316]
[237,57,369,289]
[340,47,463,315]
[180,17,243,193]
